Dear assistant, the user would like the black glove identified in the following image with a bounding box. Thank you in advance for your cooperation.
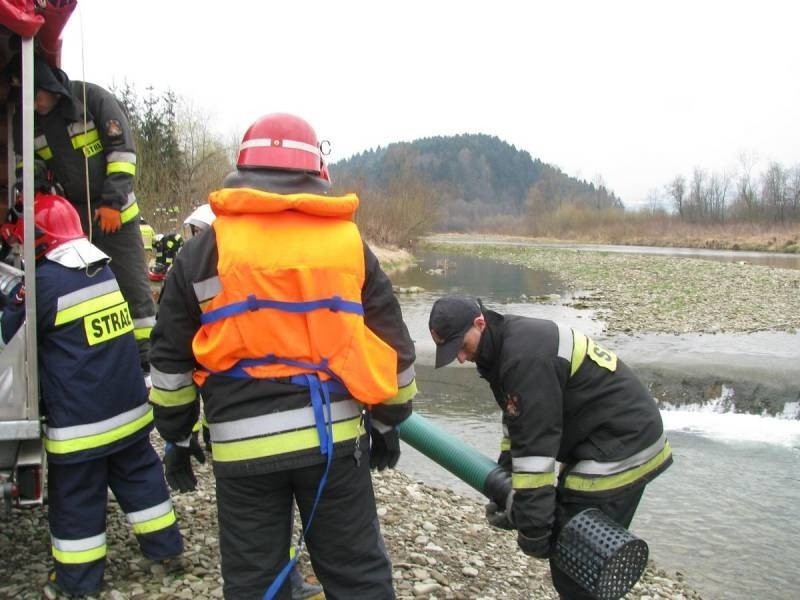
[163,435,206,493]
[517,528,553,559]
[485,490,515,530]
[369,426,401,471]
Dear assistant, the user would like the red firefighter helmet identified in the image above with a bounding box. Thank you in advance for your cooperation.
[0,193,85,259]
[237,113,325,175]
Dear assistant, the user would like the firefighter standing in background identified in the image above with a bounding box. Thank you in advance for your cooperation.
[4,52,156,375]
[0,194,184,598]
[139,216,156,253]
[148,231,184,282]
[429,296,672,600]
[149,113,417,599]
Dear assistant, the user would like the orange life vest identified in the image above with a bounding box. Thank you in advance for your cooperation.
[192,187,399,405]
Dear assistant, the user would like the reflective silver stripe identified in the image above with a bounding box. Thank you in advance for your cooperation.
[513,456,556,473]
[570,433,668,476]
[372,418,392,434]
[133,316,156,329]
[67,120,96,136]
[240,137,321,158]
[121,191,137,211]
[502,423,509,436]
[51,532,105,552]
[34,135,48,150]
[126,499,173,524]
[43,402,150,441]
[397,365,415,388]
[107,151,136,164]
[210,399,361,442]
[194,276,222,303]
[57,279,119,312]
[150,366,194,391]
[557,323,572,362]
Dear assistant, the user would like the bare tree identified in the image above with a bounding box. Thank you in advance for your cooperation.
[665,175,686,219]
[761,162,787,223]
[686,168,707,222]
[732,151,759,221]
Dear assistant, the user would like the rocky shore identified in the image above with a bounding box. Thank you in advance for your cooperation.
[0,240,719,600]
[423,238,800,336]
[0,437,703,600]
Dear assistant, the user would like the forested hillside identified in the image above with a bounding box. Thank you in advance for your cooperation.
[331,134,622,243]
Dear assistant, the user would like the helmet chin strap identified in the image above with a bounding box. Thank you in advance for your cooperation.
[221,169,331,195]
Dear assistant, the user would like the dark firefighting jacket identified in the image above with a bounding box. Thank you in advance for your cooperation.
[476,310,672,540]
[13,76,139,223]
[149,190,417,478]
[0,243,152,464]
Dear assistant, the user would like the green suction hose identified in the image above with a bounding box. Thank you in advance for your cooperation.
[397,412,511,505]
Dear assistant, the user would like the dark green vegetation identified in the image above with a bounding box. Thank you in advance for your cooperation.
[332,134,621,241]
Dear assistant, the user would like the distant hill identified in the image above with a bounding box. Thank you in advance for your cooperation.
[331,134,622,233]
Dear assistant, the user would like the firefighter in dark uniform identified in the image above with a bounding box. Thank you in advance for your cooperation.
[4,52,156,373]
[428,296,672,600]
[148,232,184,282]
[149,113,417,600]
[0,194,183,598]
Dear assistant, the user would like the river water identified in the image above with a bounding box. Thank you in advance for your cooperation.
[389,248,800,600]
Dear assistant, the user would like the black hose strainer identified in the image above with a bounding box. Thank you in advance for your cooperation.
[552,508,649,600]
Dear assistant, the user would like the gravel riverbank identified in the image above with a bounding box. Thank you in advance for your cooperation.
[0,436,703,600]
[1,240,721,600]
[423,237,800,335]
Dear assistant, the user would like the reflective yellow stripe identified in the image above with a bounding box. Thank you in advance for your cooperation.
[150,385,197,408]
[570,330,588,377]
[131,509,176,535]
[213,415,361,462]
[120,202,140,224]
[192,420,201,433]
[500,437,511,451]
[512,472,555,490]
[84,302,134,346]
[383,378,417,405]
[564,441,673,493]
[44,408,153,455]
[54,290,126,326]
[36,147,53,160]
[71,128,100,150]
[52,544,107,565]
[586,338,617,372]
[107,161,136,176]
[134,325,153,340]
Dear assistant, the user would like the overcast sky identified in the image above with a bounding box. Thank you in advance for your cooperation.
[59,0,799,208]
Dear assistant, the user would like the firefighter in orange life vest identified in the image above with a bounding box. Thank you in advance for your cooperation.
[149,113,417,599]
[0,193,184,598]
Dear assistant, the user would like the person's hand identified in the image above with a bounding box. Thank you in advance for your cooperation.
[369,426,401,471]
[517,529,553,559]
[163,435,206,492]
[485,490,515,530]
[95,206,122,233]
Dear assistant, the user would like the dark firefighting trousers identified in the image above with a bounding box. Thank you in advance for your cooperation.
[88,219,156,368]
[549,487,645,600]
[216,452,395,600]
[47,436,183,595]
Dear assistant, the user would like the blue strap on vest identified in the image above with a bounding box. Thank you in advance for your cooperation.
[200,294,363,325]
[263,372,335,600]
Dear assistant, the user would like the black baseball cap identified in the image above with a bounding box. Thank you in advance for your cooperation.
[428,295,481,368]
